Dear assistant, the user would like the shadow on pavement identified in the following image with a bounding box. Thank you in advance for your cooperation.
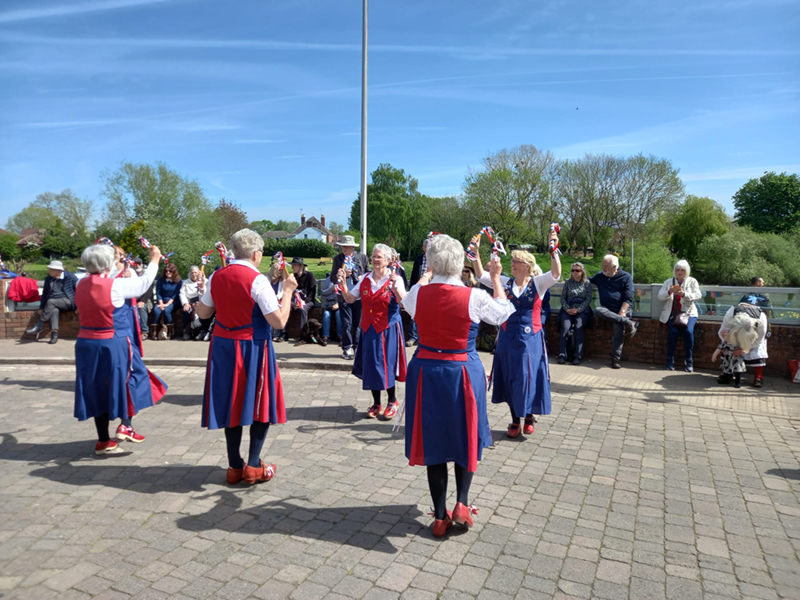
[766,468,800,481]
[29,462,219,493]
[175,490,426,552]
[0,431,104,462]
[0,377,74,392]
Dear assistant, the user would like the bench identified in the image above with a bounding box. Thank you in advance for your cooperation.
[318,257,332,265]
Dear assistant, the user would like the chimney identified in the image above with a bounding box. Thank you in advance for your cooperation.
[321,214,326,227]
[301,214,306,225]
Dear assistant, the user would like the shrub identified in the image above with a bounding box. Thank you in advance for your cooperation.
[619,241,675,284]
[262,238,336,260]
[694,227,800,286]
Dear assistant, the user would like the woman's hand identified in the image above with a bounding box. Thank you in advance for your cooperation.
[488,259,503,279]
[149,245,162,264]
[548,230,559,247]
[669,284,681,294]
[283,274,298,295]
[732,348,745,357]
[417,271,432,287]
[183,303,191,312]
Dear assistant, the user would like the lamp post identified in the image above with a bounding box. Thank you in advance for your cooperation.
[360,0,368,251]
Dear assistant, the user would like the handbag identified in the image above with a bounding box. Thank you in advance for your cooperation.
[671,278,690,328]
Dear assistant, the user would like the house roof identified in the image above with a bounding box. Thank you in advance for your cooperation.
[0,228,11,236]
[263,230,292,239]
[17,228,44,246]
[292,216,331,236]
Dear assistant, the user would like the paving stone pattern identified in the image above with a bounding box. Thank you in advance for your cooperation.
[0,365,799,599]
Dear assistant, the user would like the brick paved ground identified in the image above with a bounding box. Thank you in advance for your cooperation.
[1,364,799,599]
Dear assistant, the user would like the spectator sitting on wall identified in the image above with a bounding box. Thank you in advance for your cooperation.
[268,260,288,342]
[320,271,341,347]
[25,260,78,344]
[589,254,638,369]
[180,266,209,340]
[290,257,316,343]
[150,263,181,340]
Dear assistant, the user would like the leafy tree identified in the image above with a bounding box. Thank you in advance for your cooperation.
[463,145,557,245]
[619,241,675,284]
[328,221,345,235]
[667,195,730,263]
[118,220,148,255]
[694,227,800,286]
[215,199,249,242]
[0,233,19,261]
[5,205,58,233]
[33,189,94,236]
[274,220,300,233]
[349,164,417,251]
[41,217,87,258]
[733,172,800,234]
[249,219,276,235]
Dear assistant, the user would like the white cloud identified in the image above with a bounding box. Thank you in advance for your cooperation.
[0,0,173,23]
[682,164,800,181]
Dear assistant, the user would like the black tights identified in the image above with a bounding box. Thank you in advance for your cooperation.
[426,463,474,520]
[224,422,270,469]
[371,386,396,407]
[509,407,533,426]
[93,414,132,441]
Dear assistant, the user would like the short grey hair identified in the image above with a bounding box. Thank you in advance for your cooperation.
[189,265,201,275]
[371,243,392,262]
[603,254,619,268]
[674,259,691,277]
[426,234,463,278]
[230,229,264,260]
[81,244,115,275]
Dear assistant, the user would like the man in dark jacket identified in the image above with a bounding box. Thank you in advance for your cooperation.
[330,235,369,359]
[25,260,78,344]
[290,257,317,342]
[589,254,638,369]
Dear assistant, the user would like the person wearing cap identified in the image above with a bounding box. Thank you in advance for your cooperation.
[289,257,316,342]
[331,235,369,359]
[25,260,79,344]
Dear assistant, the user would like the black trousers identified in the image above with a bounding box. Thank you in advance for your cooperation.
[338,296,362,351]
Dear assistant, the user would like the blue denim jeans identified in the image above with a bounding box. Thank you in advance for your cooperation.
[408,318,418,342]
[667,315,697,364]
[323,308,342,340]
[151,303,174,324]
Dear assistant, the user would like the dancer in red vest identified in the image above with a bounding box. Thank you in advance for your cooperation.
[402,234,513,538]
[74,243,167,455]
[196,229,297,485]
[340,243,407,419]
[472,231,561,438]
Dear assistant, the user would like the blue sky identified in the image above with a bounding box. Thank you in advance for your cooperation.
[1,0,798,231]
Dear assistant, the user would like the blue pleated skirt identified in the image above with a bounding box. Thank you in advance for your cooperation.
[352,321,406,390]
[491,327,551,417]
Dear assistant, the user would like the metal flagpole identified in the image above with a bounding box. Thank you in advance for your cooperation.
[360,0,368,252]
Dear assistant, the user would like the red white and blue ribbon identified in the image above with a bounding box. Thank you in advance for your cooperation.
[336,255,357,294]
[387,259,404,293]
[95,236,115,246]
[549,222,561,256]
[200,250,214,266]
[138,237,151,249]
[161,252,174,264]
[215,242,229,267]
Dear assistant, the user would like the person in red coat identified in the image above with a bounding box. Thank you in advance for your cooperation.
[196,229,297,485]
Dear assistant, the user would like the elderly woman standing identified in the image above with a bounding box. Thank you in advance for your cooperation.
[557,262,593,365]
[74,243,167,454]
[657,260,702,372]
[402,234,513,538]
[340,243,407,419]
[196,229,297,485]
[472,231,561,438]
[180,265,207,340]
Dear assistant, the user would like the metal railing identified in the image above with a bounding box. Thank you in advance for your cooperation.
[546,284,800,325]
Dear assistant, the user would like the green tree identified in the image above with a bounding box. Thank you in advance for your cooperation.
[33,189,94,236]
[328,221,345,235]
[619,241,675,284]
[274,220,300,233]
[667,195,730,263]
[5,205,58,233]
[0,233,19,261]
[349,164,417,252]
[733,172,800,234]
[41,217,86,258]
[249,219,276,235]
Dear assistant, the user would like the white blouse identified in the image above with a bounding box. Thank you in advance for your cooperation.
[402,275,514,326]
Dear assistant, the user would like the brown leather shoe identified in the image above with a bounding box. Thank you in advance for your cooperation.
[243,461,276,484]
[227,467,244,485]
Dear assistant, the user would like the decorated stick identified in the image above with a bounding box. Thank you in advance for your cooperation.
[272,251,291,277]
[215,242,229,268]
[200,250,214,286]
[479,226,506,261]
[161,252,175,264]
[336,255,357,294]
[387,258,404,292]
[549,222,562,256]
[138,236,151,249]
[95,236,115,246]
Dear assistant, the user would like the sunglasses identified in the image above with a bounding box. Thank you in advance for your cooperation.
[571,269,582,272]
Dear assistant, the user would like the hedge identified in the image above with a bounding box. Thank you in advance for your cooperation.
[261,238,337,259]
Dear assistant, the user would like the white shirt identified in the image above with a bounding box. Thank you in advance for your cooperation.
[348,271,407,299]
[478,271,558,299]
[75,262,158,308]
[200,259,280,315]
[402,275,515,326]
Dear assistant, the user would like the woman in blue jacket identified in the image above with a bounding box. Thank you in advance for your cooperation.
[150,263,182,339]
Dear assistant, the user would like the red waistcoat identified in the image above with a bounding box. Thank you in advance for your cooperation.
[359,275,393,333]
[414,284,473,361]
[211,264,260,340]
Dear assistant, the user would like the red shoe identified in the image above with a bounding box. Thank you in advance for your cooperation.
[432,517,453,538]
[383,403,398,419]
[95,440,124,455]
[243,461,276,484]
[227,468,244,485]
[116,424,145,443]
[523,417,536,435]
[452,503,474,527]
[366,404,381,418]
[507,424,521,438]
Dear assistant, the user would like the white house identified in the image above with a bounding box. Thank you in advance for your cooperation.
[290,215,333,243]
